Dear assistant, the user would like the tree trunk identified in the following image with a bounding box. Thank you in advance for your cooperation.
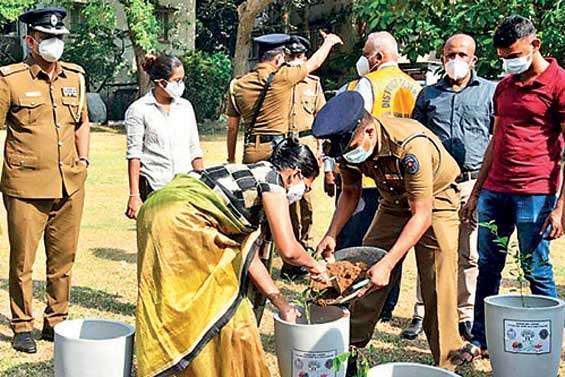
[233,0,275,77]
[133,41,151,97]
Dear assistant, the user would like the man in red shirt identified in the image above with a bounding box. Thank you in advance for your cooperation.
[462,15,565,355]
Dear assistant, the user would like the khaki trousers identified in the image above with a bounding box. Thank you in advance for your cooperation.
[351,205,463,370]
[413,179,479,322]
[3,188,85,333]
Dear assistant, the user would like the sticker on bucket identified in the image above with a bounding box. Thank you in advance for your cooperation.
[503,319,551,354]
[291,349,337,377]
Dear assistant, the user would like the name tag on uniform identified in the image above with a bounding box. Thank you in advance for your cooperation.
[62,87,78,97]
[25,91,41,97]
[384,173,401,180]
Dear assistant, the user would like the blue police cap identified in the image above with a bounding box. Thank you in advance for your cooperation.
[19,7,69,35]
[287,35,310,54]
[254,33,291,57]
[312,91,366,157]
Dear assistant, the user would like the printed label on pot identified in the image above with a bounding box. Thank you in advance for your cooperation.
[291,349,337,377]
[504,319,551,354]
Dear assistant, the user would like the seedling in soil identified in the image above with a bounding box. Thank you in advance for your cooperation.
[479,220,540,308]
[291,287,327,324]
[333,345,376,377]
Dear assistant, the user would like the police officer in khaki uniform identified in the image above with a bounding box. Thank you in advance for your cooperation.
[226,31,341,165]
[281,35,326,278]
[314,92,468,372]
[0,7,89,353]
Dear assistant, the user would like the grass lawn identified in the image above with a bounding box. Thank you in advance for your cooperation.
[0,127,563,376]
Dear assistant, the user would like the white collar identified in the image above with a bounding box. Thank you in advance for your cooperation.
[377,61,398,70]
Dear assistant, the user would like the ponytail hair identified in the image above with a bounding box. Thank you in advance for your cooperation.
[142,53,183,81]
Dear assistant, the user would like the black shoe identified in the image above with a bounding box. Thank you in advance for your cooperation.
[401,317,424,340]
[345,354,358,377]
[12,332,37,353]
[41,326,55,342]
[280,263,308,281]
[459,321,473,342]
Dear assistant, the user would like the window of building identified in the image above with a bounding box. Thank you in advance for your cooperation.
[155,7,174,42]
[1,21,17,35]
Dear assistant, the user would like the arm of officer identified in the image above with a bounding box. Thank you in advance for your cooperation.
[226,86,240,163]
[0,77,10,127]
[317,165,362,261]
[303,33,343,74]
[125,106,144,219]
[75,99,90,163]
[359,141,434,293]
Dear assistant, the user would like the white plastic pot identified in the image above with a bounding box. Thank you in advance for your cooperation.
[485,294,565,377]
[54,319,135,377]
[368,362,460,376]
[274,305,350,377]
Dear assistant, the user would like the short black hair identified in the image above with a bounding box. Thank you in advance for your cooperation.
[493,15,536,48]
[142,54,183,81]
[269,138,320,179]
[260,47,285,62]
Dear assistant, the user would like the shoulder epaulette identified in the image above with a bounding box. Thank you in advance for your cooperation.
[306,74,320,81]
[60,62,85,74]
[0,63,28,77]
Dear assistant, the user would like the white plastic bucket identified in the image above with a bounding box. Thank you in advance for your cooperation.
[484,294,565,377]
[54,319,135,377]
[368,362,460,376]
[274,305,350,377]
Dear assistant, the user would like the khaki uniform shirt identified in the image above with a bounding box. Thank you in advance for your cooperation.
[0,57,88,199]
[227,63,308,135]
[289,74,325,133]
[340,116,461,211]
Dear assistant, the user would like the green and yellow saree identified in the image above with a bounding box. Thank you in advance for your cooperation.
[136,175,271,377]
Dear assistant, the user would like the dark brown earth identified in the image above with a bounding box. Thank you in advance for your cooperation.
[311,261,369,305]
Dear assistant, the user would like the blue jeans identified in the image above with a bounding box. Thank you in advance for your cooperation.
[471,189,557,348]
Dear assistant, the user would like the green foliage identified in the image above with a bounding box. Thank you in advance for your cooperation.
[59,0,126,92]
[0,0,37,24]
[119,0,160,51]
[354,0,565,79]
[196,0,238,55]
[333,345,376,377]
[179,50,233,122]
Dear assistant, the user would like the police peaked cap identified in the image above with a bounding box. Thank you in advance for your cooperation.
[312,91,366,158]
[287,35,310,54]
[19,7,69,35]
[254,33,291,57]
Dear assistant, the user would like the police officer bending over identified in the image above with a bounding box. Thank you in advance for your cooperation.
[314,92,472,372]
[0,7,89,353]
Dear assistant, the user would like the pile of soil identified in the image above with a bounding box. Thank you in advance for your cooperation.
[311,261,368,306]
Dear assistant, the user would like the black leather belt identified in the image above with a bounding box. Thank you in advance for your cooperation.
[246,130,312,144]
[245,134,285,144]
[456,170,480,183]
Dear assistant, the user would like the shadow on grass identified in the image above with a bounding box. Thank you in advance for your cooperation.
[1,360,53,377]
[92,247,136,264]
[0,280,135,317]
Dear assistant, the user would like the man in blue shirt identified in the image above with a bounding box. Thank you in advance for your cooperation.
[402,34,496,342]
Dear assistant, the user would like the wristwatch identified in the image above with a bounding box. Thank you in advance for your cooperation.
[79,157,90,167]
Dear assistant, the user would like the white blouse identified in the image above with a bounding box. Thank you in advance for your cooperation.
[125,91,203,190]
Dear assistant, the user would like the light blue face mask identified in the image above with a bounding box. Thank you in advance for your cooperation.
[502,54,532,75]
[343,144,374,164]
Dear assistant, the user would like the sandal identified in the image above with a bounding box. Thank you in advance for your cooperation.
[449,343,482,366]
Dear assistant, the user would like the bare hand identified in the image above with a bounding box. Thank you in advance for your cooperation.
[268,293,301,324]
[356,259,394,297]
[308,260,329,283]
[126,195,143,219]
[280,305,301,324]
[316,235,336,263]
[541,208,564,240]
[319,30,343,47]
[461,193,479,229]
[324,171,336,197]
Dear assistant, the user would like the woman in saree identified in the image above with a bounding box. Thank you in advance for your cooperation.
[135,139,326,377]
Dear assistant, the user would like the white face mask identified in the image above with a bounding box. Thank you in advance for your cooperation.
[445,59,470,81]
[343,143,374,164]
[502,54,532,75]
[35,37,65,63]
[356,55,371,77]
[164,81,185,98]
[286,181,306,204]
[287,59,305,67]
